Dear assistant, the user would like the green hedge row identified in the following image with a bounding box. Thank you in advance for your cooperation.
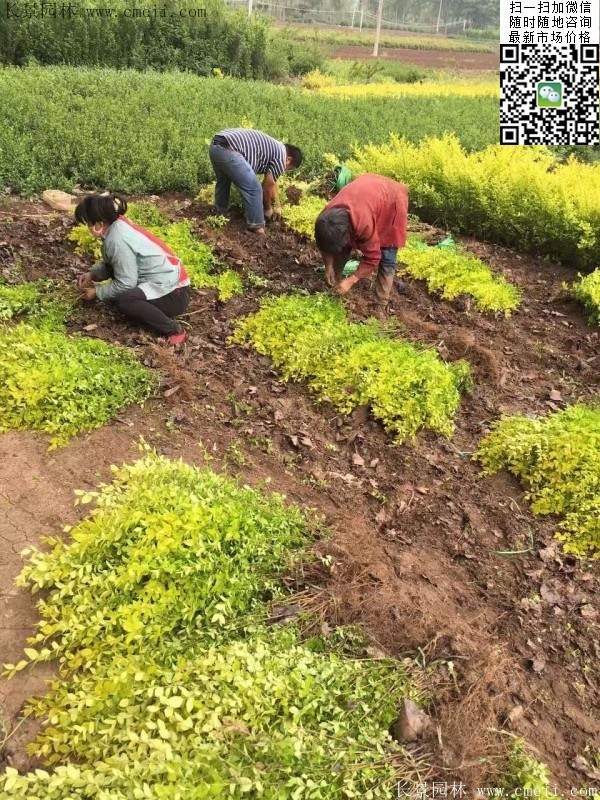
[0,66,498,194]
[0,0,321,80]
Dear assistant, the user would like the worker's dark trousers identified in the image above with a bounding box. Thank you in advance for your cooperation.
[209,140,265,230]
[113,286,190,336]
[374,247,398,303]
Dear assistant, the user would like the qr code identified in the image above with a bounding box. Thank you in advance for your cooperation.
[500,43,599,144]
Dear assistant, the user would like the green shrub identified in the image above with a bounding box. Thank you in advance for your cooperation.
[67,224,103,260]
[477,404,600,558]
[0,282,40,320]
[69,203,243,301]
[205,213,229,229]
[262,34,325,80]
[232,293,471,443]
[0,281,74,327]
[6,629,410,798]
[401,238,522,314]
[281,194,326,238]
[349,134,600,269]
[151,219,243,300]
[125,200,169,228]
[0,323,155,446]
[571,268,600,324]
[501,739,560,800]
[0,66,498,195]
[1,454,418,798]
[323,58,427,84]
[15,454,312,664]
[0,0,309,80]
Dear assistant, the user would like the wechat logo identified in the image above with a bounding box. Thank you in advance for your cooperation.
[537,81,563,108]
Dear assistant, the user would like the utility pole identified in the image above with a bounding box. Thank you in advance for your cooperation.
[435,0,443,32]
[359,4,364,30]
[248,0,253,16]
[373,0,384,57]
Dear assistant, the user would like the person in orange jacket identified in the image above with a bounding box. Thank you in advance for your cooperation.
[314,173,409,304]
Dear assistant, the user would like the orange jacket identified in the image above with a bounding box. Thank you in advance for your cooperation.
[325,173,409,278]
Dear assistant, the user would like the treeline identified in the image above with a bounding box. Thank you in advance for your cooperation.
[0,0,322,79]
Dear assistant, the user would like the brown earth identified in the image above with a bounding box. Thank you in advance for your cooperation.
[0,195,599,792]
[330,44,498,70]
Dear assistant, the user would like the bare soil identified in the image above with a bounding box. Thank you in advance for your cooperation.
[330,44,498,70]
[0,196,599,791]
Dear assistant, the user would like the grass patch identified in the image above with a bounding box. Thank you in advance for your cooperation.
[282,25,497,53]
[0,323,155,447]
[69,202,243,301]
[1,453,421,798]
[401,238,521,315]
[477,404,600,558]
[0,280,74,328]
[0,66,498,194]
[232,293,471,443]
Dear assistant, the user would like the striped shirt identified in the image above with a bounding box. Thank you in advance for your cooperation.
[216,128,287,181]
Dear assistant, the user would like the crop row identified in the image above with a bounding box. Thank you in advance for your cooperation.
[477,404,600,559]
[232,293,472,442]
[312,79,499,98]
[282,24,498,53]
[0,66,498,194]
[0,279,154,446]
[348,134,600,270]
[0,0,323,80]
[1,453,418,798]
[401,238,521,314]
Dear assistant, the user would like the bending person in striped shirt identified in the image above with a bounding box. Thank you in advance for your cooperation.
[75,194,190,346]
[209,128,303,234]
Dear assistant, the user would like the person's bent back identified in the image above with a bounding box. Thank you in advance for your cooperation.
[209,128,303,235]
[74,193,190,346]
[314,174,409,305]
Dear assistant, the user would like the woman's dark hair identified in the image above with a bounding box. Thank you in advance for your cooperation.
[74,193,128,226]
[285,144,303,169]
[314,207,351,254]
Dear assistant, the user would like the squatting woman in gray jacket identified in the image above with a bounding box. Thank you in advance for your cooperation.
[75,194,190,345]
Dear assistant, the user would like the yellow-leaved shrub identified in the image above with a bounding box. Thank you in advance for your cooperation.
[348,134,600,268]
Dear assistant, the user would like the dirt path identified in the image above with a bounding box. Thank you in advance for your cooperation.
[330,44,498,70]
[0,199,598,789]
